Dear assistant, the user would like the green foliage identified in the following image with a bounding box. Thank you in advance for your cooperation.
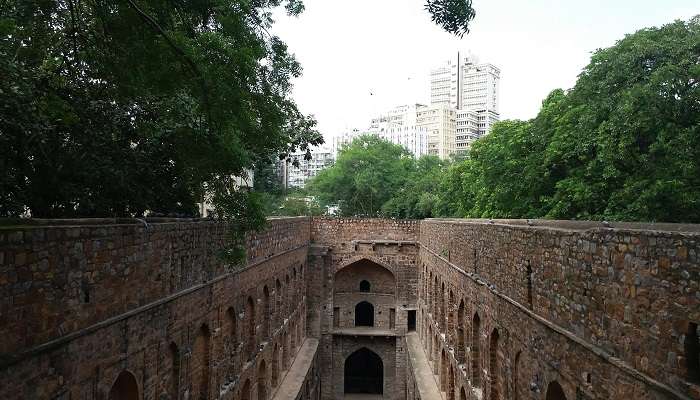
[307,136,418,217]
[439,17,700,223]
[307,136,449,218]
[381,155,448,219]
[425,0,476,38]
[0,0,322,260]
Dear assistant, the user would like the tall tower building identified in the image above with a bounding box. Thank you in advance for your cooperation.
[461,60,500,137]
[430,53,501,152]
[429,59,459,108]
[416,104,456,160]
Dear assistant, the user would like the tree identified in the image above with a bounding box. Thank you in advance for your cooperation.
[307,136,415,216]
[438,17,700,223]
[0,0,324,259]
[382,155,448,219]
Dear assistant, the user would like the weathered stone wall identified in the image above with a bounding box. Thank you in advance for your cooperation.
[3,216,698,400]
[0,217,311,400]
[308,218,420,400]
[419,219,700,400]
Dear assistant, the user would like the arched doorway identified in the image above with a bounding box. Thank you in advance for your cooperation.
[241,379,251,400]
[546,381,567,400]
[344,348,383,394]
[192,324,211,400]
[258,359,268,400]
[355,301,374,327]
[272,344,280,387]
[109,370,139,400]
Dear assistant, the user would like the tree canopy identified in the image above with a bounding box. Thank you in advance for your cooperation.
[0,0,322,221]
[306,136,448,218]
[439,17,700,222]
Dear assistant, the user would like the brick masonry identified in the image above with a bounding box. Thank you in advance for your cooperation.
[1,217,699,400]
[0,217,317,400]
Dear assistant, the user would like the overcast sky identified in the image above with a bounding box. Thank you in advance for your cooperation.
[272,0,697,143]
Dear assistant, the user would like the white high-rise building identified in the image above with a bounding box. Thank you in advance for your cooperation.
[430,61,458,108]
[369,104,429,158]
[456,109,479,154]
[416,104,456,160]
[430,53,501,150]
[285,147,334,188]
[332,129,365,158]
[461,61,500,136]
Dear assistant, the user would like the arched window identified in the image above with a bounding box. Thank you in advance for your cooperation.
[169,343,180,398]
[456,300,466,364]
[440,349,447,392]
[109,370,139,400]
[472,313,481,388]
[490,329,500,400]
[344,348,383,394]
[546,381,567,400]
[355,301,374,327]
[359,280,371,292]
[272,344,280,387]
[246,297,256,361]
[241,379,251,400]
[262,286,271,339]
[258,359,268,400]
[193,324,211,399]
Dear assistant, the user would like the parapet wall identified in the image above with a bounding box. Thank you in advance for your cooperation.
[0,217,309,362]
[420,218,700,399]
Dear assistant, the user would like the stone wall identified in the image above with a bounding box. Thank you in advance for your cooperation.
[2,216,698,400]
[0,217,311,400]
[419,218,700,400]
[308,218,420,400]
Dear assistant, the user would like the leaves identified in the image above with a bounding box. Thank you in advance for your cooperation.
[437,17,700,223]
[425,0,476,38]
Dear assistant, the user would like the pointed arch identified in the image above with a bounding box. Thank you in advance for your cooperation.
[334,257,396,295]
[262,286,271,338]
[546,381,567,400]
[272,344,280,387]
[448,366,455,400]
[460,387,467,400]
[490,328,500,400]
[472,313,481,388]
[246,296,256,360]
[275,279,282,326]
[344,348,383,394]
[456,300,466,364]
[258,359,268,400]
[192,324,211,399]
[440,349,448,392]
[241,379,251,400]
[168,342,180,398]
[355,301,375,327]
[109,370,139,400]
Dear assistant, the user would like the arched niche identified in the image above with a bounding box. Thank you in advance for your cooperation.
[355,301,375,327]
[546,381,567,400]
[344,348,383,395]
[109,370,139,400]
[334,258,396,295]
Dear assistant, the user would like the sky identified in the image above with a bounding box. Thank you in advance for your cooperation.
[271,0,698,143]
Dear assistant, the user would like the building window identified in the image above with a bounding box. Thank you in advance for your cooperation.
[360,280,371,292]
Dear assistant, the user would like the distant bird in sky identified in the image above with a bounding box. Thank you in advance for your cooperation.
[369,90,374,96]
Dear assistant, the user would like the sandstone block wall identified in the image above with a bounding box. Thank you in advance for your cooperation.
[0,217,313,400]
[308,218,420,400]
[419,219,700,400]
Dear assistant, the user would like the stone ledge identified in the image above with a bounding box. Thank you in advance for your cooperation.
[271,338,319,400]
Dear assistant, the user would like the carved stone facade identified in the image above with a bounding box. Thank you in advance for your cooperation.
[1,217,698,400]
